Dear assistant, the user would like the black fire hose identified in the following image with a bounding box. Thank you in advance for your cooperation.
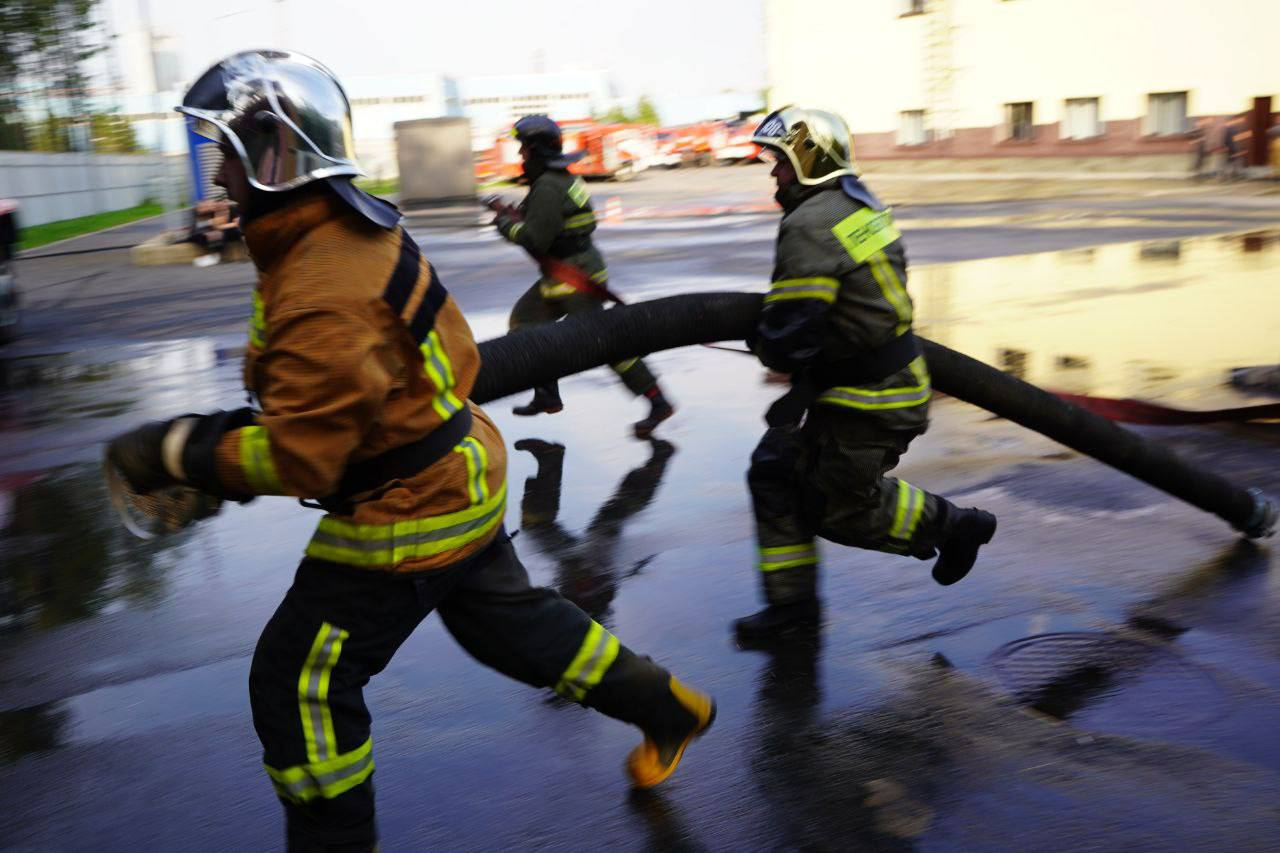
[472,292,1276,539]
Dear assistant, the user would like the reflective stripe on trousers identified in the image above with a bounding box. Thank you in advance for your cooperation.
[889,480,927,544]
[555,621,620,702]
[263,622,376,804]
[266,737,374,803]
[539,268,607,299]
[759,541,817,572]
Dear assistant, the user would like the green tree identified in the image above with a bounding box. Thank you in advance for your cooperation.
[0,1,103,151]
[599,105,631,124]
[633,95,660,126]
[91,112,139,153]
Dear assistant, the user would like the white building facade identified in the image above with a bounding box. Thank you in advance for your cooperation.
[765,0,1280,166]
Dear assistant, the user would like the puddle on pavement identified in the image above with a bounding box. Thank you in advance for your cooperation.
[0,464,181,633]
[1,229,1277,637]
[513,437,675,622]
[912,230,1280,407]
[2,230,1278,713]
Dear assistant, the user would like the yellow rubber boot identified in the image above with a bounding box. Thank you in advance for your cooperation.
[626,676,716,788]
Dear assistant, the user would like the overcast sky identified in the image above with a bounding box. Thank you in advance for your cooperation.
[100,0,766,101]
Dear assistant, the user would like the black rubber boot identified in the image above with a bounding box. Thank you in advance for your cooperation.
[733,599,821,646]
[512,385,563,417]
[633,390,674,439]
[931,506,997,586]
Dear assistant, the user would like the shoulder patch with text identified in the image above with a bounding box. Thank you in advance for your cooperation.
[831,207,900,264]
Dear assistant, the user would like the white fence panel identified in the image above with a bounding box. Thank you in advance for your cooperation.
[0,151,187,227]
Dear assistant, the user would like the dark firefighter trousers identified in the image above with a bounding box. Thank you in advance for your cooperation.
[250,529,675,851]
[508,284,658,401]
[748,408,947,605]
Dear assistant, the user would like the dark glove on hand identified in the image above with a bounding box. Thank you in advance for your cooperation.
[106,420,175,494]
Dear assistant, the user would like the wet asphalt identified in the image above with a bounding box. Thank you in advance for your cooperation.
[3,169,1280,850]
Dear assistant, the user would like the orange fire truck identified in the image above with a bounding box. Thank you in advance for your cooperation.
[476,120,656,182]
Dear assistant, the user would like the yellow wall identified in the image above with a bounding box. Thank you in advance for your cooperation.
[766,0,1280,134]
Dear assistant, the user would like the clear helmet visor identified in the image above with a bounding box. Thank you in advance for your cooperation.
[177,50,361,192]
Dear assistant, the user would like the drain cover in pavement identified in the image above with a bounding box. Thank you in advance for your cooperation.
[986,632,1230,736]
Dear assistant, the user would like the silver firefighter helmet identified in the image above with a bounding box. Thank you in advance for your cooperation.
[752,105,858,186]
[177,50,362,193]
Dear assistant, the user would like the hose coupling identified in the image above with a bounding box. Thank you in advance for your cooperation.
[1237,488,1277,539]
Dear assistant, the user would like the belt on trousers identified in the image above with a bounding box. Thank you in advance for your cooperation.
[765,332,921,428]
[548,234,591,256]
[312,406,474,514]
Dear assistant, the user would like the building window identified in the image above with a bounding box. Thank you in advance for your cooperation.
[1062,97,1102,140]
[998,348,1028,381]
[1145,91,1188,136]
[898,110,928,146]
[1004,102,1035,140]
[899,0,926,16]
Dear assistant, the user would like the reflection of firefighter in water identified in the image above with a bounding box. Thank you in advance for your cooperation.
[517,437,675,622]
[104,51,713,852]
[736,107,998,644]
[491,115,675,439]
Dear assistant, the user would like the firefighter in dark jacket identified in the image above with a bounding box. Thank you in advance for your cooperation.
[734,106,998,644]
[105,52,713,852]
[493,114,675,439]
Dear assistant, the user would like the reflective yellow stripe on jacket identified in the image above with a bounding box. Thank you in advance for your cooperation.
[420,330,465,421]
[765,276,839,305]
[239,425,285,493]
[248,289,267,348]
[816,355,931,412]
[567,178,590,208]
[305,481,508,568]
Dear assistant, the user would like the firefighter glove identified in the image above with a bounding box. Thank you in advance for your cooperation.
[494,210,518,237]
[106,419,186,494]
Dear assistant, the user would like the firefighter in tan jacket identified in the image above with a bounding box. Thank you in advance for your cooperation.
[106,52,713,852]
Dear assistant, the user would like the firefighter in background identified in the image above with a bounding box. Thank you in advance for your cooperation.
[735,107,998,643]
[492,115,676,438]
[105,52,713,851]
